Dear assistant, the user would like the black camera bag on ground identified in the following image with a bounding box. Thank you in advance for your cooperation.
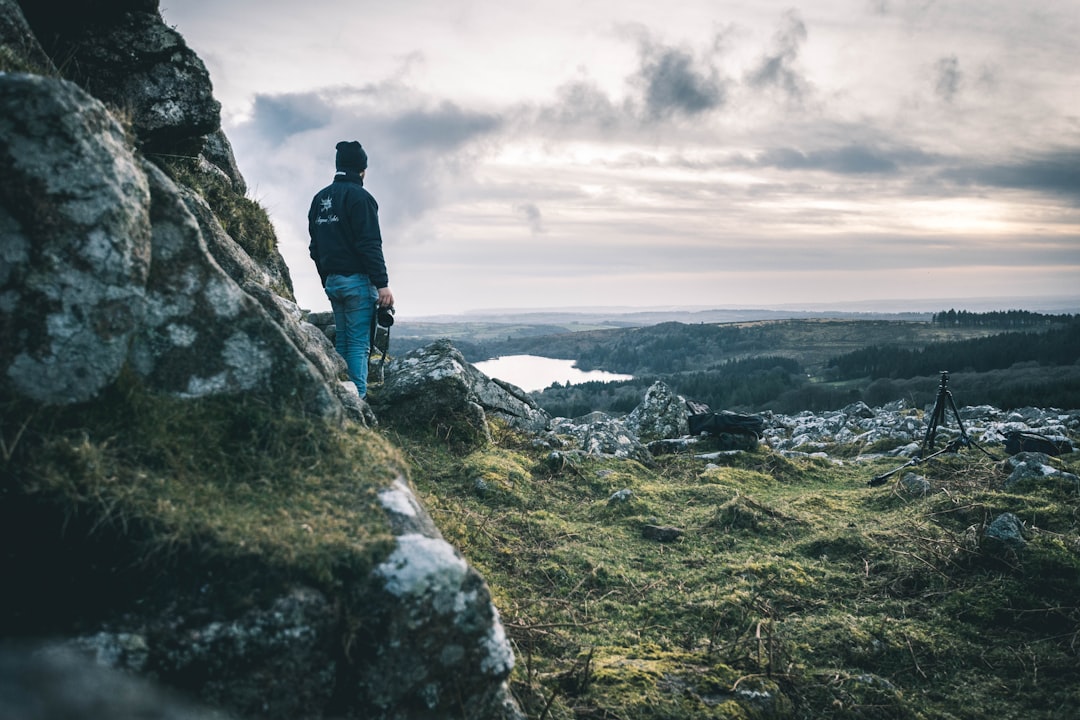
[1005,430,1073,456]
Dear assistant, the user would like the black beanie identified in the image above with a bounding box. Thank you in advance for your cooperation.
[335,141,367,172]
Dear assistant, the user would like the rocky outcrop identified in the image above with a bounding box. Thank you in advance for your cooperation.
[550,411,653,463]
[1,3,523,719]
[0,73,343,417]
[625,380,690,442]
[0,73,152,405]
[16,0,220,154]
[374,339,552,446]
[0,0,53,74]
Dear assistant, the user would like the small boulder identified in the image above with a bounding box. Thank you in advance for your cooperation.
[900,472,932,496]
[625,381,689,442]
[1002,452,1080,492]
[982,512,1027,554]
[375,340,551,447]
[641,525,684,542]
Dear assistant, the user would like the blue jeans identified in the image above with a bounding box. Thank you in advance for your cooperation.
[324,273,378,397]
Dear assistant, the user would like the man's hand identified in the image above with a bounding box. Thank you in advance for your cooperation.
[377,286,395,308]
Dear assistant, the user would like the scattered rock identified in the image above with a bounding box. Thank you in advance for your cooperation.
[983,512,1027,553]
[901,472,932,496]
[1002,452,1080,492]
[625,380,689,442]
[551,412,652,464]
[641,525,684,542]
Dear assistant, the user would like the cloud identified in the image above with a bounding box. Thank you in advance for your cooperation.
[937,149,1080,200]
[749,143,940,175]
[514,202,546,234]
[934,55,963,102]
[388,101,502,150]
[745,10,810,105]
[536,79,626,130]
[247,92,332,140]
[633,43,727,120]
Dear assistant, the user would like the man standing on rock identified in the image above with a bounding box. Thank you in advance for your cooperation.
[308,140,395,398]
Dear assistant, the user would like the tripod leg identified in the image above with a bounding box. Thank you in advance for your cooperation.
[923,390,947,450]
[944,390,970,443]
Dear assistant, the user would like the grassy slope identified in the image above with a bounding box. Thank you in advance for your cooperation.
[396,423,1080,720]
[1,375,403,639]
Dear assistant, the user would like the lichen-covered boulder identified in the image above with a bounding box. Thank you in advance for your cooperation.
[368,478,523,720]
[550,413,653,464]
[0,73,151,405]
[18,0,220,153]
[374,340,551,446]
[129,162,342,418]
[625,380,689,442]
[0,72,352,420]
[1001,451,1080,492]
[54,588,337,719]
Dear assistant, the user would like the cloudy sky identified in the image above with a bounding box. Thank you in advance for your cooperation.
[162,0,1080,318]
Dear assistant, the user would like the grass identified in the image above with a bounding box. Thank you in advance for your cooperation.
[390,420,1080,719]
[152,153,294,301]
[1,371,402,635]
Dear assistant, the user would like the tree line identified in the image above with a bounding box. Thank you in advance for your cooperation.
[826,320,1080,380]
[931,309,1076,327]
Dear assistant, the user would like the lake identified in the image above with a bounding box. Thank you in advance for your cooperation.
[473,355,633,392]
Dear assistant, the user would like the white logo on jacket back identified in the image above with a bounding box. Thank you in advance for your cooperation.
[315,194,339,224]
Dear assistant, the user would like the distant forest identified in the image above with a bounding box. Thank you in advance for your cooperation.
[930,308,1075,327]
[528,312,1080,417]
[826,320,1080,380]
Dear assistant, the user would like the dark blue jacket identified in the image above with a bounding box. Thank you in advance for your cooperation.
[308,174,389,288]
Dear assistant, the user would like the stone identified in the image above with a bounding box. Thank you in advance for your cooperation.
[374,340,551,446]
[625,380,689,442]
[0,74,151,405]
[128,163,341,418]
[983,512,1027,553]
[843,400,876,419]
[0,0,56,74]
[1002,452,1080,492]
[642,524,684,542]
[19,1,221,153]
[900,472,932,496]
[366,532,518,718]
[551,413,652,464]
[0,645,228,720]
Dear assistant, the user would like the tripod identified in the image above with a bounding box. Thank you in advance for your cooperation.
[868,371,996,487]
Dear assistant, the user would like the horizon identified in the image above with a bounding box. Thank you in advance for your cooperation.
[398,294,1080,323]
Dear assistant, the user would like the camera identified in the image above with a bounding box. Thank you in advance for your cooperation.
[377,305,395,328]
